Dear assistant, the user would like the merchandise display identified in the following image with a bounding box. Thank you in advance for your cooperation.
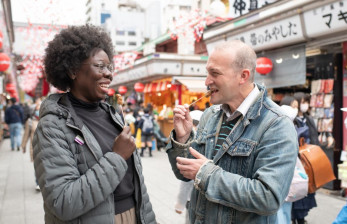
[310,78,335,148]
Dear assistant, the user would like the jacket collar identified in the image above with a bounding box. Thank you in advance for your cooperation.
[40,93,124,130]
[243,83,267,121]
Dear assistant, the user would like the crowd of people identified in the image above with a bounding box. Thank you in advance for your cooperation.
[2,96,42,190]
[1,24,339,224]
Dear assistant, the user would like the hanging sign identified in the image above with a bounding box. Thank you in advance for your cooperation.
[134,82,144,92]
[304,0,347,38]
[118,86,127,95]
[256,57,273,75]
[5,83,16,93]
[107,88,115,96]
[226,15,304,51]
[0,53,10,71]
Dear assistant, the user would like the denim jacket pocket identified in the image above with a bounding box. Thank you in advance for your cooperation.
[195,131,207,145]
[195,131,217,158]
[224,139,257,176]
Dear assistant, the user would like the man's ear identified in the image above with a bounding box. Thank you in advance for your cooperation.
[239,69,250,84]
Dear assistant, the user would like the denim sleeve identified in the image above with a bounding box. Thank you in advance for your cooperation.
[194,116,298,216]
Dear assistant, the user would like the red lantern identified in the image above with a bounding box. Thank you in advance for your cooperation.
[5,83,16,93]
[118,86,127,95]
[134,82,144,93]
[0,53,10,72]
[107,88,115,96]
[256,57,273,75]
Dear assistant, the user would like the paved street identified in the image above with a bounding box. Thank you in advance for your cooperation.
[0,137,345,224]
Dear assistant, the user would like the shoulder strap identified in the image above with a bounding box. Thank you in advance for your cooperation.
[299,137,305,147]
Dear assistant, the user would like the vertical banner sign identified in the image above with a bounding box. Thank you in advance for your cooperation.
[343,42,347,152]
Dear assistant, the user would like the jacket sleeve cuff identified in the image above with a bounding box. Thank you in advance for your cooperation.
[166,130,195,153]
[194,160,219,192]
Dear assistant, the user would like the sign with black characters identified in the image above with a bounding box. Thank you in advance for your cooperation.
[226,15,305,51]
[304,0,347,38]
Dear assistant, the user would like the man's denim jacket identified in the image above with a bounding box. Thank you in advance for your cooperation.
[166,85,298,224]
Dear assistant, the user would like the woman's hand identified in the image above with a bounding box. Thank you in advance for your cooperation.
[112,126,136,160]
[173,105,193,143]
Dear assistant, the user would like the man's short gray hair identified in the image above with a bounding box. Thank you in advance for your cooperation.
[213,40,257,82]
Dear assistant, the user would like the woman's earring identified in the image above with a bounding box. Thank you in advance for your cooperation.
[71,73,76,80]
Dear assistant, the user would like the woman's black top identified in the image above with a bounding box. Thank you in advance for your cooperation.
[68,92,135,215]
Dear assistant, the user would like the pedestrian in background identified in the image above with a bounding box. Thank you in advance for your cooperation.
[5,97,23,151]
[33,24,156,224]
[137,108,154,157]
[21,99,33,125]
[21,97,42,191]
[124,108,136,136]
[292,92,318,224]
[21,98,41,156]
[166,40,298,223]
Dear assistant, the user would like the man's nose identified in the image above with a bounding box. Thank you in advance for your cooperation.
[205,75,213,87]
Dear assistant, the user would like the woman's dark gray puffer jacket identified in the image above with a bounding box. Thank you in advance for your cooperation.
[33,93,156,224]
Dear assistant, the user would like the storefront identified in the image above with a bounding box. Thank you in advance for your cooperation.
[203,0,347,190]
[110,52,208,137]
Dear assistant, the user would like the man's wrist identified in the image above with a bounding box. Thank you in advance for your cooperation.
[176,135,190,144]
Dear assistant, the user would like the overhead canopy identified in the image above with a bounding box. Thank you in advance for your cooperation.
[143,81,171,93]
[173,77,207,93]
[143,83,157,93]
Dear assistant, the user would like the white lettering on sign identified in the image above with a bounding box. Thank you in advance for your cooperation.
[257,64,273,68]
[304,0,347,38]
[227,15,304,51]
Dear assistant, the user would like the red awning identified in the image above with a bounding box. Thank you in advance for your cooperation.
[144,83,158,93]
[156,81,170,92]
[143,81,171,93]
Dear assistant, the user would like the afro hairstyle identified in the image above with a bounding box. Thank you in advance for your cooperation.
[44,24,114,91]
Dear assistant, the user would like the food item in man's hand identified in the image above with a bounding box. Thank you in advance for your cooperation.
[204,90,212,97]
[188,90,212,107]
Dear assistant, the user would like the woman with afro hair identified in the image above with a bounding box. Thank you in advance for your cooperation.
[32,24,156,224]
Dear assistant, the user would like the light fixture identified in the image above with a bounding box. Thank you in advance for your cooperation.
[275,58,283,64]
[209,0,226,17]
[292,53,300,59]
[306,49,321,57]
[157,92,161,96]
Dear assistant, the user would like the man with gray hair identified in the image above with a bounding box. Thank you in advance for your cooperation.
[166,40,298,223]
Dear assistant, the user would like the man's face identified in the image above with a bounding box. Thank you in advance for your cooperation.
[71,50,113,103]
[205,49,241,106]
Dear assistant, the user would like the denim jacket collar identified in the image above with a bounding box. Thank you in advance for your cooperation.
[244,83,267,121]
[212,84,267,163]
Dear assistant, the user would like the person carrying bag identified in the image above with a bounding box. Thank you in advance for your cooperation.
[299,137,336,193]
[285,157,308,202]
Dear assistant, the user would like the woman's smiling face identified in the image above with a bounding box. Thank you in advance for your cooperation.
[70,49,113,103]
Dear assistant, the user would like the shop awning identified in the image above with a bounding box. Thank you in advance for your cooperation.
[174,77,207,92]
[156,81,170,92]
[144,81,171,93]
[143,83,158,93]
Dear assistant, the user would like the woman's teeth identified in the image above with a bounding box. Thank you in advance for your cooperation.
[100,84,109,89]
